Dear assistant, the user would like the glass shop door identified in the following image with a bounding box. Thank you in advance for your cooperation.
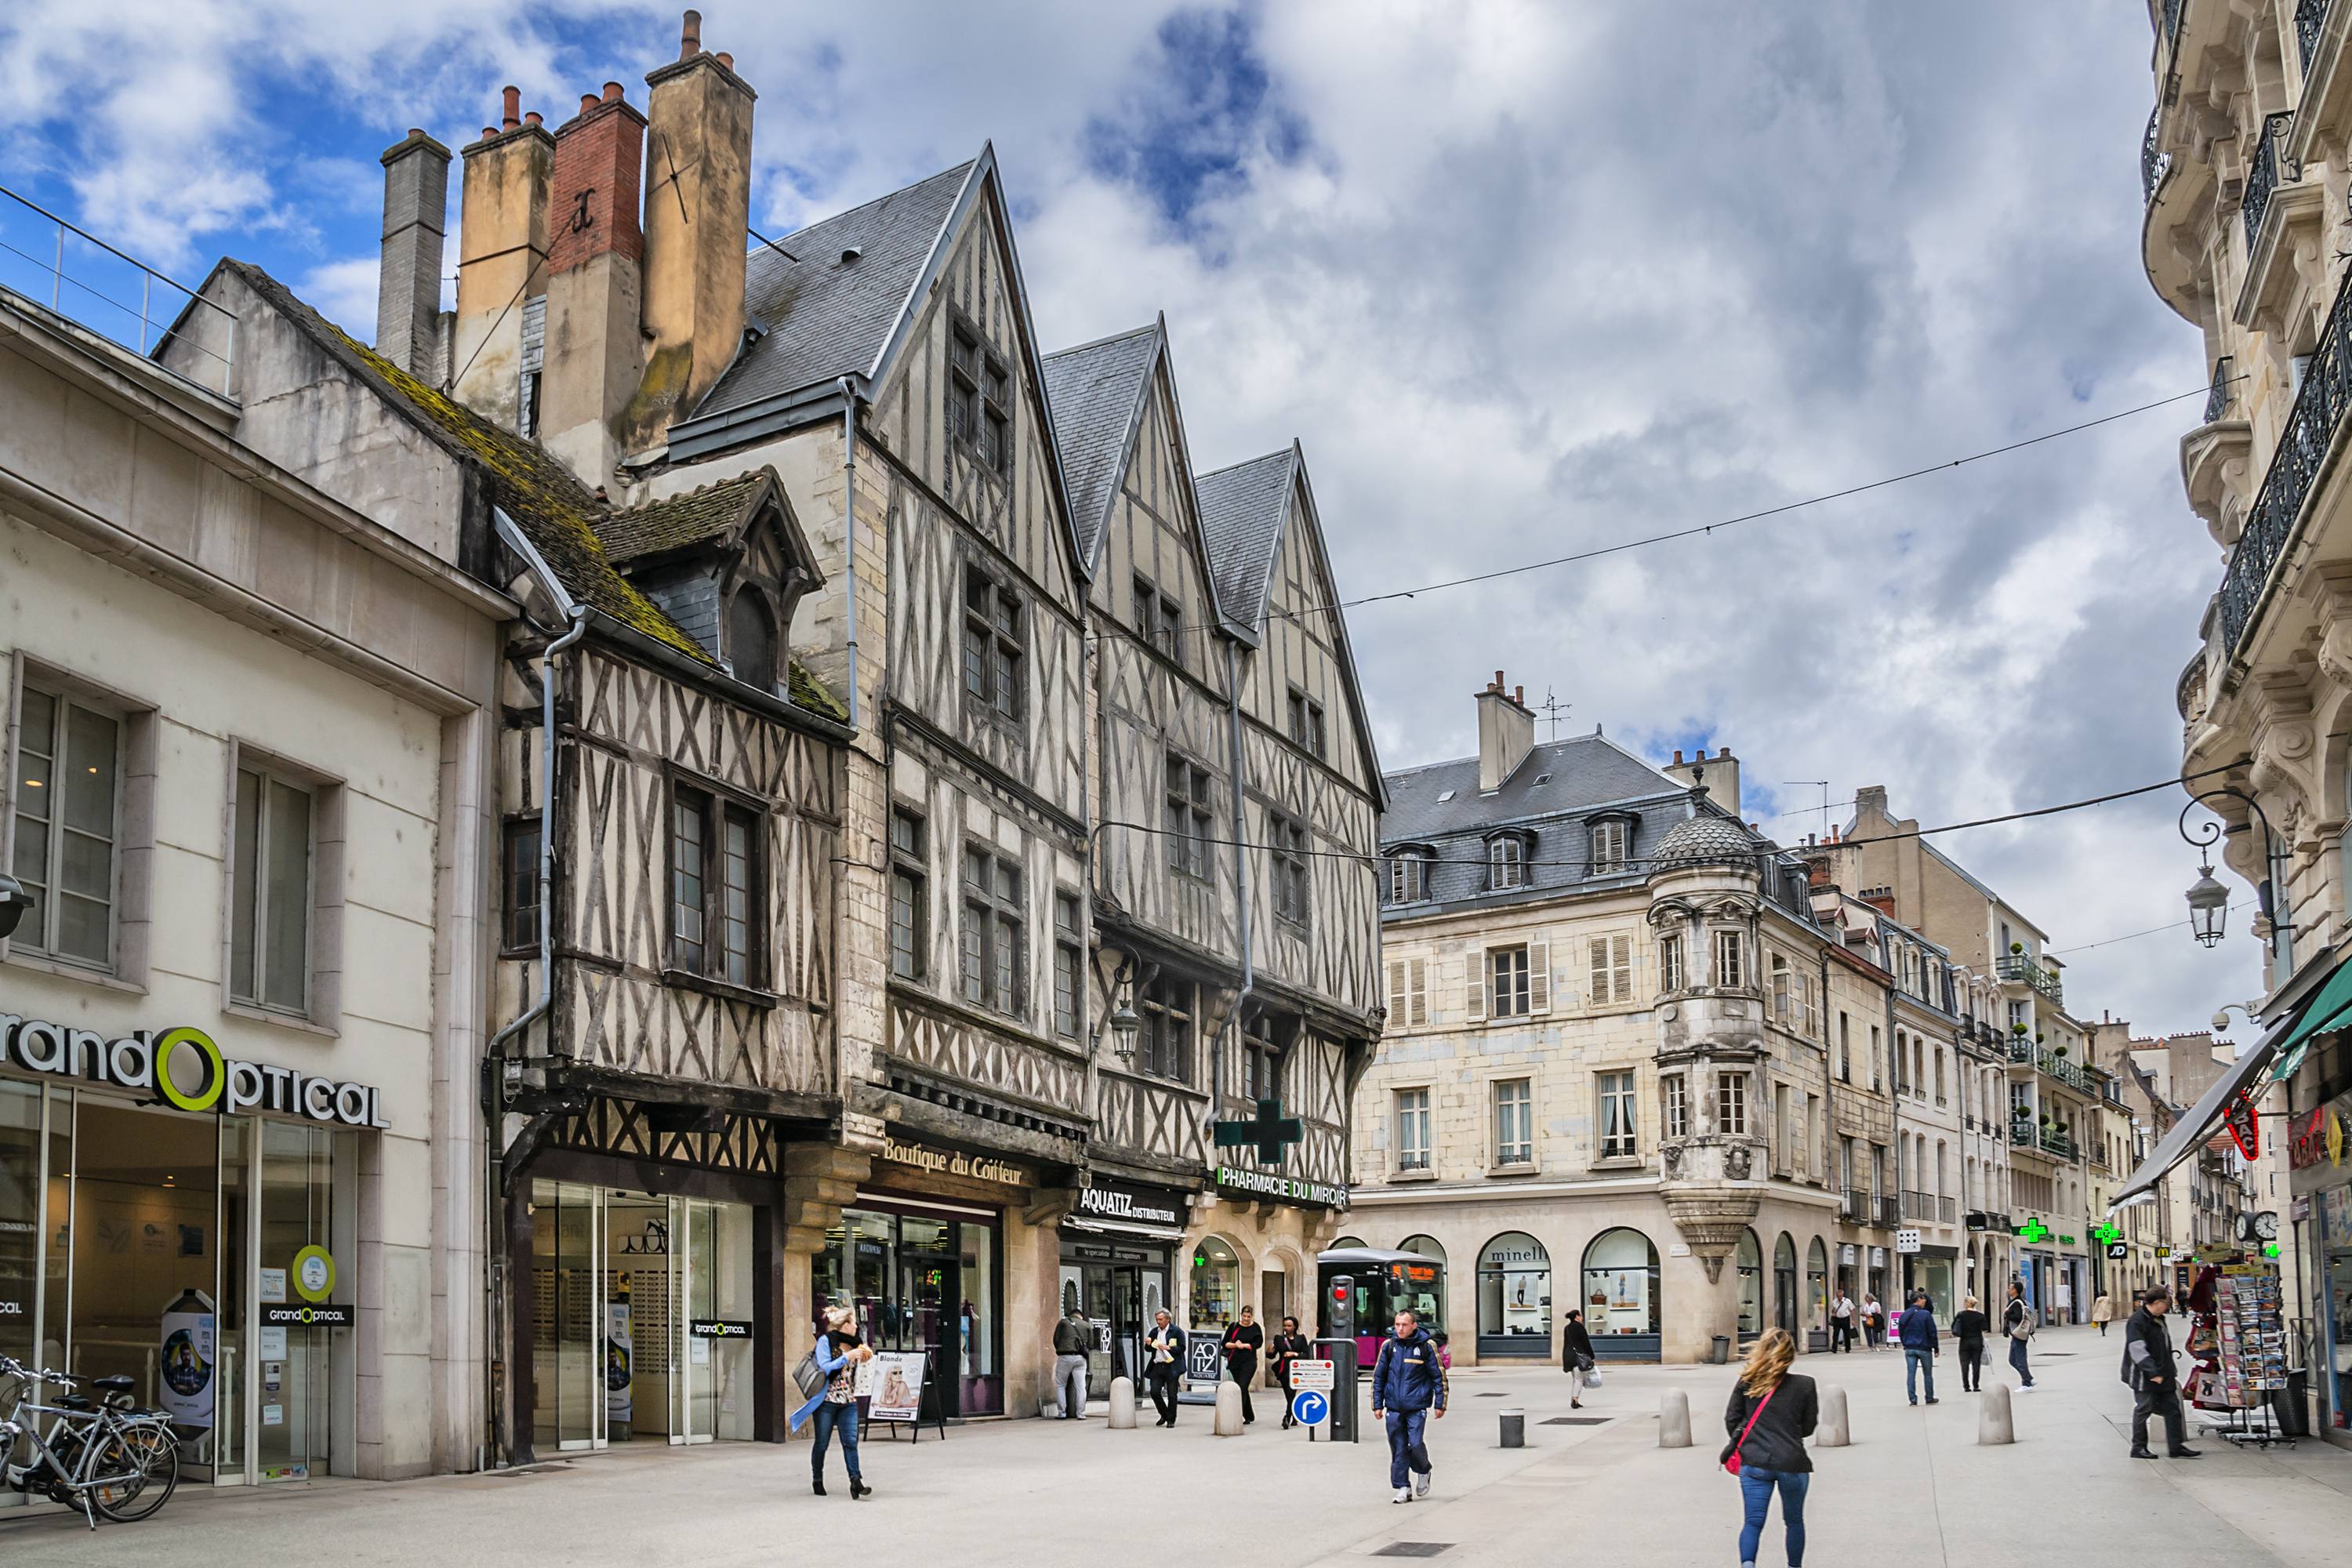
[529,1180,608,1452]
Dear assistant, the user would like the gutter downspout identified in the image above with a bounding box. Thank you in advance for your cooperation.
[1225,639,1253,1114]
[838,378,863,730]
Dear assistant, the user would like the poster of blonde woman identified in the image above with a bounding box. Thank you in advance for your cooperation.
[856,1351,927,1422]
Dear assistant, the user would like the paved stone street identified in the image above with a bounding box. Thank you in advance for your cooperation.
[5,1327,2349,1566]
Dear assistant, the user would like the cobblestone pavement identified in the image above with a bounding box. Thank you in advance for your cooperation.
[5,1326,2349,1566]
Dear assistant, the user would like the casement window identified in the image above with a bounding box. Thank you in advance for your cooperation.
[1490,945,1531,1018]
[1269,811,1310,925]
[1494,1078,1534,1165]
[1802,975,1819,1038]
[1804,1094,1820,1178]
[1662,1074,1687,1139]
[961,568,1024,723]
[1052,892,1082,1040]
[1241,1013,1279,1102]
[1838,1012,1851,1083]
[1396,1088,1432,1171]
[1134,575,1183,664]
[1164,752,1213,878]
[503,818,542,952]
[1588,934,1632,1006]
[1774,1081,1792,1171]
[1597,1069,1638,1159]
[1386,956,1428,1027]
[9,684,119,967]
[1488,837,1525,890]
[1871,1025,1883,1091]
[1389,851,1426,905]
[1138,975,1193,1082]
[230,765,313,1013]
[673,786,760,986]
[890,808,926,981]
[949,322,1011,477]
[1658,933,1682,993]
[1588,818,1629,874]
[1771,953,1791,1023]
[961,846,1024,1016]
[1718,1072,1748,1136]
[1285,689,1326,760]
[1714,929,1744,988]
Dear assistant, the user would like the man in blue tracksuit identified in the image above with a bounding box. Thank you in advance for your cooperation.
[1370,1309,1448,1504]
[1900,1287,1941,1405]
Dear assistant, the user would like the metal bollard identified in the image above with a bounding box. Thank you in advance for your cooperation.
[1500,1408,1524,1448]
[1659,1388,1691,1448]
[1814,1385,1848,1447]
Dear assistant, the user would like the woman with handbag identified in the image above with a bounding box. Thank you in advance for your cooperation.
[1562,1308,1597,1410]
[2004,1281,2035,1391]
[1722,1327,1817,1568]
[789,1306,875,1498]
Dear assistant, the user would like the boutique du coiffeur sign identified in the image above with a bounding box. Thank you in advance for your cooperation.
[2,1011,390,1127]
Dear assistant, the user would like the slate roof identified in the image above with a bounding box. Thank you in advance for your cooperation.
[695,162,974,419]
[1382,732,1683,841]
[1041,321,1162,564]
[597,472,767,564]
[1652,813,1762,867]
[1196,447,1297,633]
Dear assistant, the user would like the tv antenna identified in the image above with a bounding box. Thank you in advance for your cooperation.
[1783,781,1831,827]
[1537,687,1572,744]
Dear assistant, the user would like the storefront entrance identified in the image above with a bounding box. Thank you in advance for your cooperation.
[818,1196,1003,1418]
[527,1181,755,1449]
[1062,1245,1168,1387]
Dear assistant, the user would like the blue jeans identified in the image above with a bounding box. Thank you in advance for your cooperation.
[1384,1408,1430,1489]
[2009,1336,2032,1385]
[1904,1348,1936,1403]
[811,1400,861,1480]
[1738,1466,1809,1566]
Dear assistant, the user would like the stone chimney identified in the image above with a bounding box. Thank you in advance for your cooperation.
[452,96,554,428]
[375,129,451,380]
[539,82,650,488]
[1475,671,1534,792]
[628,10,757,456]
[1662,746,1742,818]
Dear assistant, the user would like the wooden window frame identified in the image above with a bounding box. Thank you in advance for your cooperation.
[1490,944,1531,1018]
[667,776,768,996]
[1241,1013,1279,1105]
[1284,688,1326,760]
[961,843,1025,1018]
[1396,1087,1432,1172]
[1388,851,1426,905]
[230,761,317,1017]
[1141,975,1195,1083]
[1719,1071,1748,1136]
[1493,1077,1534,1167]
[502,815,543,954]
[1134,573,1183,666]
[7,675,125,973]
[962,564,1026,728]
[1051,890,1081,1040]
[1386,956,1428,1028]
[1269,808,1310,929]
[1714,928,1744,989]
[1587,934,1632,1007]
[1487,834,1525,891]
[1164,750,1213,880]
[1658,932,1682,993]
[948,315,1013,480]
[1597,1069,1639,1159]
[1663,1073,1688,1139]
[1588,817,1629,875]
[890,807,927,982]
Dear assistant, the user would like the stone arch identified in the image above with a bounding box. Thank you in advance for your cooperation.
[1189,1232,1254,1332]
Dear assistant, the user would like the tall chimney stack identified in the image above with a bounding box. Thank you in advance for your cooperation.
[452,101,554,426]
[627,11,756,456]
[375,129,451,381]
[1662,745,1743,818]
[1475,671,1535,793]
[537,82,649,487]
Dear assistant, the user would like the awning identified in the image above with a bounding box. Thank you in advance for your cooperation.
[2270,956,2352,1083]
[2108,1011,2293,1213]
[1060,1216,1190,1242]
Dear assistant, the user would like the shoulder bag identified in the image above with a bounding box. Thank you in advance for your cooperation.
[792,1347,826,1400]
[1722,1385,1776,1476]
[2009,1311,2034,1342]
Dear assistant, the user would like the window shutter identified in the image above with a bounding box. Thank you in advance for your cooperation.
[1388,959,1406,1022]
[1465,948,1486,1022]
[1409,959,1428,1026]
[1527,939,1550,1014]
[1609,935,1632,1004]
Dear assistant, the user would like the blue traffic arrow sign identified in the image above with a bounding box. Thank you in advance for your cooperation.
[1291,1389,1329,1428]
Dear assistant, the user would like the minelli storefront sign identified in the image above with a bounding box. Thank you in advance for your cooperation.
[2,1011,390,1127]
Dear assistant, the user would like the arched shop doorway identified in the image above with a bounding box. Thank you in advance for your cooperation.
[1736,1229,1763,1343]
[1773,1233,1798,1334]
[1580,1229,1661,1360]
[1475,1232,1551,1357]
[1399,1235,1446,1265]
[1806,1238,1828,1348]
[1330,1236,1367,1251]
[1190,1236,1242,1332]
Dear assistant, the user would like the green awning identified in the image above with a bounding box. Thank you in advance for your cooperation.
[2270,960,2352,1083]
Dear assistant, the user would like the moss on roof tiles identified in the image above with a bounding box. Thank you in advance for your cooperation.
[597,474,765,563]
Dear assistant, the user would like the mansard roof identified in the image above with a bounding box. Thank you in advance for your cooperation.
[1041,321,1164,564]
[1195,446,1296,638]
[1382,731,1682,842]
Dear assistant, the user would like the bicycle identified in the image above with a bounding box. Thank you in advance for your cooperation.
[0,1354,180,1528]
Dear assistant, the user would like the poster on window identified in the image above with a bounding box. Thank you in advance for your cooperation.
[856,1350,926,1421]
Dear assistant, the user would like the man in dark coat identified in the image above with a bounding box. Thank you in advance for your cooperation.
[1142,1308,1186,1428]
[1899,1288,1940,1405]
[2122,1286,2200,1459]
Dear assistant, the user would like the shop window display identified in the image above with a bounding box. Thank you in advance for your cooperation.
[817,1204,1004,1417]
[1475,1232,1550,1355]
[1773,1232,1798,1334]
[1735,1229,1763,1338]
[1190,1236,1240,1330]
[1806,1237,1828,1334]
[1581,1229,1661,1348]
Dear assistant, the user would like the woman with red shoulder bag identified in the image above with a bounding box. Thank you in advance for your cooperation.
[1721,1328,1817,1567]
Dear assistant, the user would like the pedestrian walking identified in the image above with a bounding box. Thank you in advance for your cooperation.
[2091,1290,2117,1337]
[1829,1290,1855,1353]
[1222,1304,1265,1425]
[789,1306,874,1498]
[1051,1305,1091,1419]
[1562,1308,1596,1409]
[1860,1292,1883,1352]
[1721,1327,1817,1568]
[2003,1281,2035,1391]
[1270,1314,1312,1428]
[1142,1308,1185,1427]
[2123,1286,2201,1460]
[1370,1308,1447,1503]
[1899,1288,1940,1405]
[1951,1296,1988,1393]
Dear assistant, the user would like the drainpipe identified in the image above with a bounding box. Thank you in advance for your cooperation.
[1225,639,1253,1107]
[838,378,863,730]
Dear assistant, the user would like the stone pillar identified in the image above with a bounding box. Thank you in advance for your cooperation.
[777,1143,869,1441]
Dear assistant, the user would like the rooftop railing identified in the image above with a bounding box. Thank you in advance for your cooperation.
[1997,956,2063,1006]
[0,183,232,381]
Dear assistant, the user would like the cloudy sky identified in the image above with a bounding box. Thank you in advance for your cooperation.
[0,2,2251,1033]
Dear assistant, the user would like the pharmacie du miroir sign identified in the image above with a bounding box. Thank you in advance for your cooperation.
[2,1011,390,1127]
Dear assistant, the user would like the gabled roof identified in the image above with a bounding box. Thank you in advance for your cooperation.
[1195,446,1297,638]
[1041,321,1163,564]
[597,469,774,565]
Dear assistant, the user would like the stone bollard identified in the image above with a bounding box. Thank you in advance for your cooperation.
[1978,1381,2014,1446]
[1500,1408,1524,1448]
[1109,1377,1136,1429]
[1814,1385,1849,1446]
[1213,1379,1246,1436]
[1660,1388,1691,1448]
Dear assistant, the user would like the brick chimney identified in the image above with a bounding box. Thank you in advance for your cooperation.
[452,97,554,428]
[627,9,757,456]
[539,81,649,488]
[1475,671,1534,792]
[376,129,451,381]
[1662,745,1741,818]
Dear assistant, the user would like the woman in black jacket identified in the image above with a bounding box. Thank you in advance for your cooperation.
[1561,1309,1597,1409]
[1722,1327,1817,1568]
[1222,1306,1265,1425]
[1951,1297,1990,1392]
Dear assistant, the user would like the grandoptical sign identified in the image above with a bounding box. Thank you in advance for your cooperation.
[2,1011,390,1128]
[1214,1165,1348,1209]
[689,1319,753,1340]
[263,1304,354,1327]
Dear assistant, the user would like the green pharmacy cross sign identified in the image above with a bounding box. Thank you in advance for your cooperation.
[2092,1223,2122,1246]
[1214,1098,1304,1163]
[2014,1218,2052,1243]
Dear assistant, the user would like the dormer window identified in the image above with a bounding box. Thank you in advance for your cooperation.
[1486,833,1530,891]
[727,587,777,692]
[1388,847,1432,904]
[1589,817,1631,875]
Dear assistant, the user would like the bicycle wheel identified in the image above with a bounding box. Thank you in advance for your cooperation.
[88,1423,177,1523]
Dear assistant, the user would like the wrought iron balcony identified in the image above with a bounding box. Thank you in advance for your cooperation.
[2299,0,2330,68]
[1838,1187,1867,1223]
[2007,1036,2033,1065]
[2143,107,2172,203]
[2205,356,2234,423]
[1940,1196,1958,1225]
[1904,1189,1931,1221]
[2041,1128,2078,1160]
[2009,1114,2038,1145]
[2163,0,2187,46]
[1997,956,2063,1005]
[2243,111,2297,253]
[2222,172,2352,656]
[1876,1196,1902,1229]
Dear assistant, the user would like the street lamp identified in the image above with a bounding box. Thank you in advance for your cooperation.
[2185,861,2230,947]
[2178,789,2285,949]
[0,873,30,941]
[1106,998,1141,1065]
